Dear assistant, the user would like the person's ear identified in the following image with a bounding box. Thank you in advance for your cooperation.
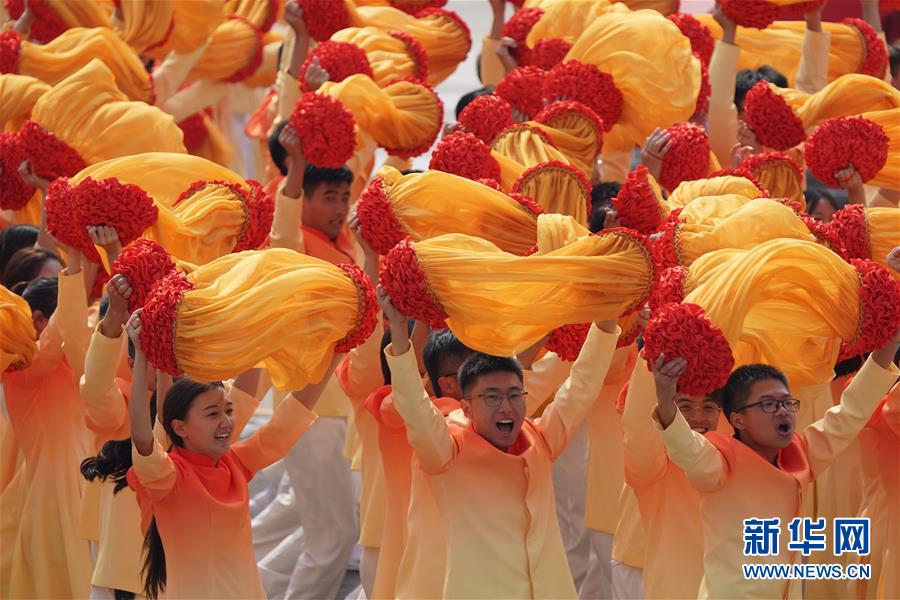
[171,419,188,439]
[460,398,472,419]
[729,411,744,432]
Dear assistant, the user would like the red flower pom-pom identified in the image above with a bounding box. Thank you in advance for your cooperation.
[804,116,889,187]
[356,176,408,255]
[235,179,275,251]
[477,177,502,191]
[742,82,805,151]
[381,77,443,159]
[379,238,448,329]
[18,120,86,182]
[334,263,379,352]
[512,160,590,221]
[389,30,429,82]
[529,39,571,71]
[642,302,735,395]
[78,177,159,251]
[739,150,803,183]
[0,132,34,211]
[140,271,195,375]
[414,8,472,53]
[289,92,356,168]
[827,203,869,260]
[798,213,847,259]
[495,66,547,121]
[839,259,900,360]
[649,265,688,312]
[719,0,779,29]
[508,192,544,217]
[297,0,349,41]
[613,165,665,235]
[110,238,177,311]
[650,212,683,272]
[429,131,501,182]
[534,100,604,155]
[0,30,21,73]
[5,0,65,43]
[457,94,515,145]
[223,16,264,83]
[692,59,711,119]
[44,178,92,257]
[844,17,889,78]
[546,323,590,362]
[542,61,622,131]
[300,41,373,92]
[667,13,714,66]
[177,113,209,153]
[659,122,710,192]
[389,0,447,14]
[777,0,825,18]
[500,7,543,64]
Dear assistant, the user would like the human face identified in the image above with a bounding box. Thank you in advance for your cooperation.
[675,394,720,434]
[729,379,796,458]
[810,201,836,223]
[302,181,351,241]
[436,357,466,400]
[461,371,527,451]
[170,388,234,460]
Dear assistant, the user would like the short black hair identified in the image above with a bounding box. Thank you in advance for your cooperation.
[269,120,289,176]
[458,353,524,398]
[400,169,423,176]
[423,329,474,397]
[21,276,58,319]
[721,364,790,420]
[734,66,788,113]
[890,43,900,77]
[455,86,494,119]
[805,189,840,214]
[4,247,61,292]
[0,224,38,274]
[302,164,353,198]
[589,181,621,233]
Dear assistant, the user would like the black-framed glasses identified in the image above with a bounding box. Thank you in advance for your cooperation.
[476,389,529,407]
[735,398,800,414]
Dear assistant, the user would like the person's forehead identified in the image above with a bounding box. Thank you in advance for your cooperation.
[472,371,523,390]
[748,378,790,399]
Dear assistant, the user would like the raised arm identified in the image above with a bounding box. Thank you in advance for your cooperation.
[151,38,213,106]
[480,0,508,86]
[230,368,262,439]
[126,310,155,457]
[622,359,668,487]
[276,0,310,122]
[707,6,741,167]
[55,248,91,379]
[269,125,308,252]
[379,286,455,473]
[794,4,830,93]
[537,320,619,458]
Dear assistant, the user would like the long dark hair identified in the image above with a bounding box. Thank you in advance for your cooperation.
[141,377,223,599]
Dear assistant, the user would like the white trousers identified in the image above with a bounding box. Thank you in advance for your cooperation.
[582,530,614,599]
[611,560,644,600]
[554,423,591,591]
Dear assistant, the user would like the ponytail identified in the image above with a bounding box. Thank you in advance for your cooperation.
[142,518,166,599]
[79,439,133,494]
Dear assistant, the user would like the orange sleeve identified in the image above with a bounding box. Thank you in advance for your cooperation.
[707,40,740,168]
[231,395,317,475]
[621,361,668,487]
[227,382,260,440]
[269,180,307,253]
[79,325,128,436]
[339,318,385,407]
[656,408,726,492]
[56,269,90,379]
[131,439,177,501]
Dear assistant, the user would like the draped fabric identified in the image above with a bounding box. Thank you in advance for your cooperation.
[145,0,226,59]
[667,175,766,208]
[113,0,175,54]
[330,27,424,87]
[188,16,264,83]
[0,74,48,132]
[0,286,36,373]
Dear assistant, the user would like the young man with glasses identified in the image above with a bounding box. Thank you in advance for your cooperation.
[378,286,621,598]
[652,328,900,600]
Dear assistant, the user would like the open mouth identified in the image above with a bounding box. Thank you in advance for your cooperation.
[496,419,514,433]
[691,427,708,434]
[776,422,792,436]
[214,432,231,442]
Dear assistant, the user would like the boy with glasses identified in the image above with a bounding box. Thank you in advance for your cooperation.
[653,329,900,599]
[378,286,621,598]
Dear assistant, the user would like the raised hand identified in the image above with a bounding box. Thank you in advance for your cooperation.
[304,56,329,92]
[18,160,51,191]
[87,225,123,264]
[640,128,672,181]
[100,274,133,338]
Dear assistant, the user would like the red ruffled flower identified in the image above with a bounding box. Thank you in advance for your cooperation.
[529,39,571,71]
[223,16,264,83]
[457,95,515,145]
[692,59,711,120]
[542,61,621,132]
[356,176,408,255]
[0,131,34,211]
[804,116,889,187]
[414,8,471,53]
[79,177,159,251]
[512,160,590,221]
[546,323,590,362]
[617,318,642,349]
[772,197,805,215]
[827,203,869,260]
[389,0,447,15]
[839,259,900,360]
[667,13,714,66]
[297,0,350,41]
[235,179,275,251]
[110,238,177,311]
[381,77,443,159]
[844,17,889,78]
[534,100,604,155]
[777,0,825,18]
[659,122,711,192]
[5,0,65,43]
[612,165,665,235]
[477,177,502,191]
[649,265,688,312]
[650,211,683,272]
[493,123,556,150]
[18,120,86,182]
[379,238,448,329]
[389,30,429,82]
[500,7,543,65]
[429,131,501,182]
[798,212,848,259]
[44,178,92,257]
[0,30,21,73]
[334,263,379,352]
[495,66,547,122]
[140,271,195,375]
[719,0,780,29]
[509,192,544,217]
[642,302,735,395]
[300,41,373,92]
[742,81,805,151]
[289,92,356,168]
[177,113,209,153]
[707,167,770,196]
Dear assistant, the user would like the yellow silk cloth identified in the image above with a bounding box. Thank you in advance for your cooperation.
[0,192,42,228]
[672,197,818,266]
[345,1,470,85]
[683,239,862,387]
[532,106,604,176]
[403,214,652,355]
[523,0,623,48]
[113,0,174,54]
[614,0,678,13]
[72,153,257,266]
[565,9,700,151]
[145,0,226,59]
[866,208,900,273]
[42,0,110,32]
[318,75,441,156]
[187,114,235,168]
[854,110,900,191]
[743,157,803,203]
[223,0,277,30]
[667,175,766,208]
[371,166,538,255]
[241,35,282,88]
[330,27,422,87]
[188,17,262,82]
[699,16,888,85]
[0,286,36,373]
[30,60,186,166]
[0,74,48,132]
[172,249,363,389]
[16,27,153,102]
